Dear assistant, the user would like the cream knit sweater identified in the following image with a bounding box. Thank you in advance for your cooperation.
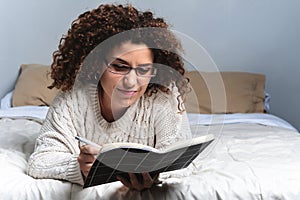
[27,83,192,185]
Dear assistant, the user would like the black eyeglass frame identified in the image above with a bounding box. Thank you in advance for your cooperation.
[104,60,157,78]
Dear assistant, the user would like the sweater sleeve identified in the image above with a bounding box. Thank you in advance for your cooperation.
[154,91,192,150]
[27,90,84,185]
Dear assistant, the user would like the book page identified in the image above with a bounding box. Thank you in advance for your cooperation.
[100,142,159,153]
[162,134,214,153]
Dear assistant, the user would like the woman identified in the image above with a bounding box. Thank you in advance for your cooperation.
[27,4,192,191]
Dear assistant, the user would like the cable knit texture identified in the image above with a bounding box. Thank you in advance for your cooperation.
[27,83,192,185]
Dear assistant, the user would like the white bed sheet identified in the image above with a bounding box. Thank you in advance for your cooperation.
[0,108,300,199]
[0,106,49,121]
[0,105,297,132]
[70,123,300,199]
[187,113,298,132]
[0,118,72,200]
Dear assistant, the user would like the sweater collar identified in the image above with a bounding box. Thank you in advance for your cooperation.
[88,84,140,130]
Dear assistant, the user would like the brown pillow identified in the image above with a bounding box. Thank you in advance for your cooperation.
[12,64,59,107]
[184,71,266,114]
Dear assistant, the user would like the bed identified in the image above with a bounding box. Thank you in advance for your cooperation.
[0,64,300,199]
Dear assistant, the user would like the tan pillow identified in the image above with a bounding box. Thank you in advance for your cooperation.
[185,71,266,114]
[12,64,59,107]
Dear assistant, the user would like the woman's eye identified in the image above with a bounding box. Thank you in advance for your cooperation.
[111,64,130,71]
[137,67,151,75]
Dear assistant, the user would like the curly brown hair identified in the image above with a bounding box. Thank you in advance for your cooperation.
[49,4,189,110]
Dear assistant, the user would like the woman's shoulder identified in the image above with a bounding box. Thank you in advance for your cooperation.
[150,87,180,100]
[144,88,180,109]
[52,83,97,107]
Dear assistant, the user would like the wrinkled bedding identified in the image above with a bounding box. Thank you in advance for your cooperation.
[0,116,300,199]
[0,118,71,199]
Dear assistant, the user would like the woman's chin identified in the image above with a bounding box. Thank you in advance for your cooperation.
[113,99,133,109]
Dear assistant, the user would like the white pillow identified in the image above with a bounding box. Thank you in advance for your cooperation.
[0,91,13,109]
[264,92,271,112]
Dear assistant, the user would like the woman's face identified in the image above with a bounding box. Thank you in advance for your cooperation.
[100,41,154,110]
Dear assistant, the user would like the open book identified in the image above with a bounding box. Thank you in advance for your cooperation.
[83,134,214,188]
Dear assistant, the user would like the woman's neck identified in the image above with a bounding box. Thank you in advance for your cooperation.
[98,90,127,123]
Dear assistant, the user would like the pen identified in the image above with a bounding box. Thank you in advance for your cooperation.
[75,136,101,148]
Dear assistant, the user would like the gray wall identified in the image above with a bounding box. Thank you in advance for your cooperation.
[1,0,299,131]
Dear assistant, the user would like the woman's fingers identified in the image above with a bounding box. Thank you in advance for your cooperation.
[129,173,144,191]
[80,144,101,155]
[116,176,132,188]
[77,144,101,178]
[80,163,93,178]
[118,173,155,191]
[141,172,153,188]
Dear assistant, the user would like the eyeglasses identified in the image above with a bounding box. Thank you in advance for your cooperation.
[105,60,157,78]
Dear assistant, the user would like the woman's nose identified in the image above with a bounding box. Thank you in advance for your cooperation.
[123,69,138,87]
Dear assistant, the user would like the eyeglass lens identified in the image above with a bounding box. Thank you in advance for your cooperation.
[108,63,156,77]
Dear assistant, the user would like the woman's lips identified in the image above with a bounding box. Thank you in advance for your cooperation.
[116,88,138,96]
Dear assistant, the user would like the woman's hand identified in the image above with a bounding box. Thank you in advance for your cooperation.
[117,173,159,191]
[77,144,101,179]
